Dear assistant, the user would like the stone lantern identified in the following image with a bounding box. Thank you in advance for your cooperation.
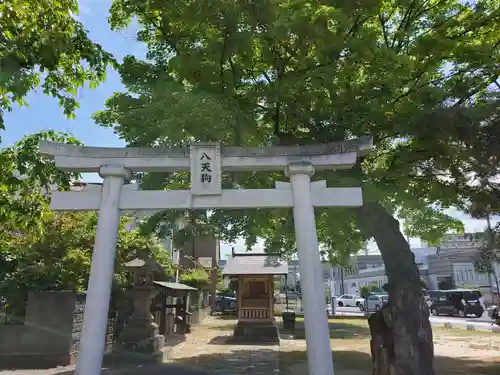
[117,252,165,359]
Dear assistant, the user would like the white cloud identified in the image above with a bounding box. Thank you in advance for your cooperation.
[77,0,92,15]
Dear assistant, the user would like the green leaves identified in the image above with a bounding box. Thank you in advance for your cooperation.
[0,0,114,130]
[96,0,500,257]
[179,268,211,289]
[0,212,174,316]
[398,206,464,246]
[0,131,81,233]
[0,131,175,316]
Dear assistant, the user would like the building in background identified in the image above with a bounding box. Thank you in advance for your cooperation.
[329,234,499,303]
[426,233,498,297]
[283,233,499,303]
[330,250,433,297]
[423,233,484,250]
[283,259,341,292]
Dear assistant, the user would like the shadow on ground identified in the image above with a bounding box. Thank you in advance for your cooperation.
[280,321,370,340]
[64,349,498,375]
[208,335,277,346]
[279,349,500,375]
[58,349,279,375]
[46,363,216,375]
[164,349,280,373]
[6,349,499,375]
[210,313,237,320]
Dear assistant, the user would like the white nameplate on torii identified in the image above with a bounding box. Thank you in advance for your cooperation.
[190,143,222,196]
[49,184,362,211]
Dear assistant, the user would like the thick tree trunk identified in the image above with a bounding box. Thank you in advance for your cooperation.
[358,201,434,375]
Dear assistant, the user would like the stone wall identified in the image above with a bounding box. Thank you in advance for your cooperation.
[189,290,210,325]
[71,294,115,358]
[0,289,210,369]
[0,291,79,369]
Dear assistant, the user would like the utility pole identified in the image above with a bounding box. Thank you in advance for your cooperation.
[486,214,500,304]
[340,267,345,295]
[329,266,336,316]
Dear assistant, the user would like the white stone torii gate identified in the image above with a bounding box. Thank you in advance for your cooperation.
[40,137,372,375]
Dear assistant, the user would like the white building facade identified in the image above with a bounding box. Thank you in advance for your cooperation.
[329,234,499,301]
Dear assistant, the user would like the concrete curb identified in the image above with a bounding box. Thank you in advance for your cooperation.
[305,311,500,333]
[435,321,500,333]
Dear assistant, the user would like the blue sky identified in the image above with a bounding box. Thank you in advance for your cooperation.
[2,0,136,152]
[1,0,496,257]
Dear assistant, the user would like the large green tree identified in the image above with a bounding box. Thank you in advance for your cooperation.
[0,0,114,129]
[94,1,499,374]
[0,132,173,322]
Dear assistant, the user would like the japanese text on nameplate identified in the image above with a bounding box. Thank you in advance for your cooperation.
[200,152,212,183]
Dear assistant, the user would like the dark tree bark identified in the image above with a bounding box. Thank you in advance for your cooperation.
[358,201,435,375]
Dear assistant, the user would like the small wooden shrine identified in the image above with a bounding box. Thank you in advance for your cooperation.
[223,250,288,342]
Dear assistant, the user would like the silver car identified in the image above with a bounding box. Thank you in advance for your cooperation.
[365,294,388,312]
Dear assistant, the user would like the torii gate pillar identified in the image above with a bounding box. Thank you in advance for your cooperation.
[40,137,373,375]
[286,162,334,375]
[75,165,130,375]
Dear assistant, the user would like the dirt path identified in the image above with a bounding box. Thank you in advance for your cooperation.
[166,317,280,374]
[3,318,499,375]
[0,364,212,375]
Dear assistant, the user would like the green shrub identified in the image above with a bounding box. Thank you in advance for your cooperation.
[180,268,211,289]
[360,285,370,298]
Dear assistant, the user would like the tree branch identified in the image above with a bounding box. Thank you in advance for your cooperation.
[219,29,229,93]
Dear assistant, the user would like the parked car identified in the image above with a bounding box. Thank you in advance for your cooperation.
[429,289,484,318]
[214,296,237,313]
[428,290,442,307]
[365,294,388,312]
[421,289,431,307]
[337,294,365,309]
[286,292,299,301]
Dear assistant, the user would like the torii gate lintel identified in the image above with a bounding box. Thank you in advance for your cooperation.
[41,139,373,375]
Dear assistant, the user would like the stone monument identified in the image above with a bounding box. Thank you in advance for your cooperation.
[115,252,165,362]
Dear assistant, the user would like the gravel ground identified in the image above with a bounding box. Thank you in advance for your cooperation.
[0,363,214,375]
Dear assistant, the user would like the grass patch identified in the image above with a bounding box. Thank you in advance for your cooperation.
[285,318,370,340]
[280,318,500,374]
[280,350,500,375]
[293,317,500,337]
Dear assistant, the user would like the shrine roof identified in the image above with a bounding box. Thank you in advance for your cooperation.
[153,281,198,291]
[222,255,288,276]
[124,256,161,271]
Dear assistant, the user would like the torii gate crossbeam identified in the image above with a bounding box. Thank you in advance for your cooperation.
[40,138,373,375]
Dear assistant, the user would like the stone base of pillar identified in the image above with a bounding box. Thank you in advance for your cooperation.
[108,330,166,365]
[104,344,167,365]
[118,318,164,351]
[110,314,166,364]
[233,321,280,344]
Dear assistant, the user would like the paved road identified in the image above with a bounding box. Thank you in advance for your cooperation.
[327,306,494,326]
[431,310,491,322]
